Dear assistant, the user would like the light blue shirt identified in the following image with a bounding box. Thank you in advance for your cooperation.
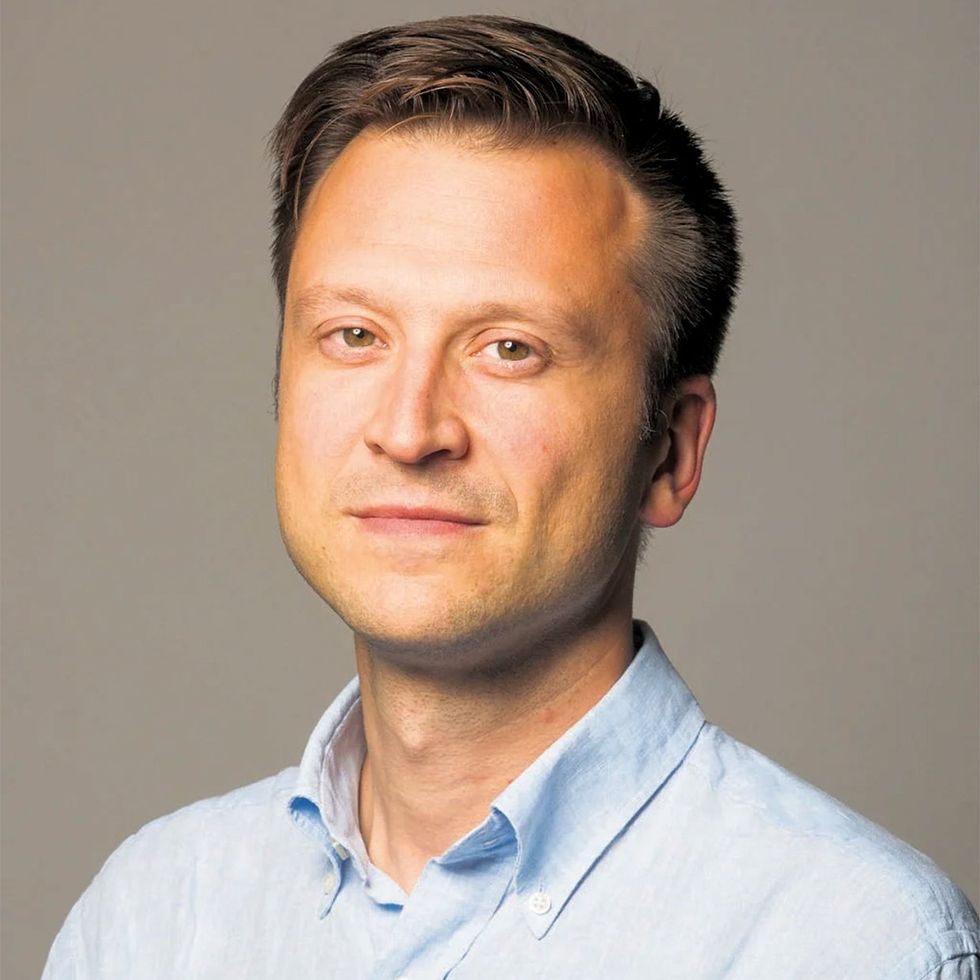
[43,620,978,978]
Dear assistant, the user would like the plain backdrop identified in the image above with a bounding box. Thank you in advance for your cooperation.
[3,1,978,976]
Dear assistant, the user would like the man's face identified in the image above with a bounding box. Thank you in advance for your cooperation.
[276,128,657,669]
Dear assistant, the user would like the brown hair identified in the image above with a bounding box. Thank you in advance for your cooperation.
[267,13,740,436]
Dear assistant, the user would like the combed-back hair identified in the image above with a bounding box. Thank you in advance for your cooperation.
[267,14,740,436]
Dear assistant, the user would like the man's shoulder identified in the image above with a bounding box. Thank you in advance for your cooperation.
[78,766,303,902]
[122,764,294,831]
[677,723,979,973]
[44,768,314,977]
[687,722,974,900]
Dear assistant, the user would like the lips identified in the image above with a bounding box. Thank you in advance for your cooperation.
[350,505,486,538]
[352,505,484,524]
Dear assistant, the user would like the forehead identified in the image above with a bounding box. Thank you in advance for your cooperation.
[287,128,649,321]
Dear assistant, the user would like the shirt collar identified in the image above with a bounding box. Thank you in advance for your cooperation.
[287,619,706,936]
[288,671,368,873]
[492,619,706,936]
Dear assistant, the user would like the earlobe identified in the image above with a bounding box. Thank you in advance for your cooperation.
[638,376,717,529]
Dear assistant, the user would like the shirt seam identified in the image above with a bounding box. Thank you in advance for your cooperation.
[683,731,979,970]
[922,954,980,980]
[686,730,963,921]
[905,945,980,980]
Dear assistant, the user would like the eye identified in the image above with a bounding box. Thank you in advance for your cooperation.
[318,324,385,362]
[474,335,548,374]
[491,339,533,361]
[340,326,377,348]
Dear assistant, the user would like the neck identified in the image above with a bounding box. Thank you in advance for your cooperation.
[354,606,638,895]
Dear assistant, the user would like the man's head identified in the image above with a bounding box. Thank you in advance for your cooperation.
[268,15,740,671]
[269,15,739,433]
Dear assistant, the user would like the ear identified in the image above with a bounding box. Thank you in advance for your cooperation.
[639,376,717,528]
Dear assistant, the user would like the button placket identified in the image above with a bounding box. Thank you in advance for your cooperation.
[317,854,344,919]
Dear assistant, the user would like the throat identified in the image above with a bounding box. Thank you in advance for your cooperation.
[353,616,639,895]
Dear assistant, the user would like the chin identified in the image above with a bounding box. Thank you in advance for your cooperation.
[328,580,510,664]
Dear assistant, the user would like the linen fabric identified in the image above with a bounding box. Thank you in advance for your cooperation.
[43,621,979,978]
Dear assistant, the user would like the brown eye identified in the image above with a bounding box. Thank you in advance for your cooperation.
[496,339,531,361]
[342,326,376,347]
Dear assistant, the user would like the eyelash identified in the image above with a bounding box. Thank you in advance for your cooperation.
[320,326,547,370]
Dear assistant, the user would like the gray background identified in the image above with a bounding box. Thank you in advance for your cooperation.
[3,1,978,977]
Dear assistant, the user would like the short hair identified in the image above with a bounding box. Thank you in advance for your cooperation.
[267,13,741,438]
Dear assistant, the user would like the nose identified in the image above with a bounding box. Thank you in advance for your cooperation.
[362,349,469,464]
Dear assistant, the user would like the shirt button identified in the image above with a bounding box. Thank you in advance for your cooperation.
[331,839,349,860]
[323,870,337,894]
[528,890,552,915]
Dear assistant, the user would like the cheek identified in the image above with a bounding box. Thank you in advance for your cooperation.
[486,383,641,532]
[276,362,366,499]
[472,384,560,465]
[477,387,591,520]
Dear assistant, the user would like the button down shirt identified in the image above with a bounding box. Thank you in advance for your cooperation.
[43,620,979,978]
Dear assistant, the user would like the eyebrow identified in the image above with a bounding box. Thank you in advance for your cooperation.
[288,282,592,337]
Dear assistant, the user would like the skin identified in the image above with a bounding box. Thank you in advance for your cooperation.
[275,126,716,895]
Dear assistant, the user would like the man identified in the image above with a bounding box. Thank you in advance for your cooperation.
[44,13,977,979]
